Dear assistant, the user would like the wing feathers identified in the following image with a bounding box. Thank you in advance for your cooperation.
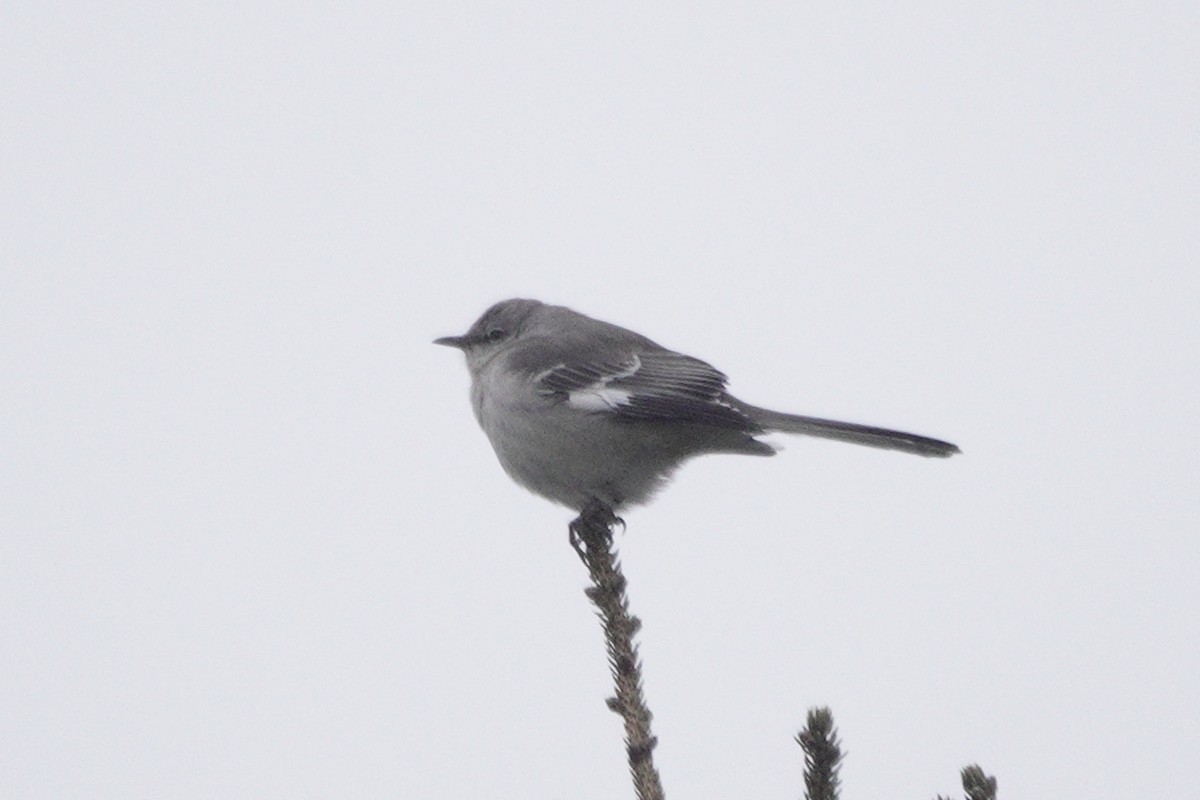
[536,349,758,432]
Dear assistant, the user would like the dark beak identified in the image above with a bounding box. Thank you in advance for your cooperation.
[433,335,468,349]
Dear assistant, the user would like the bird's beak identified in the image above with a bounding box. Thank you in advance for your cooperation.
[433,335,468,349]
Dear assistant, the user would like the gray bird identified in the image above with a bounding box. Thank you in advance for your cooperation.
[435,298,958,513]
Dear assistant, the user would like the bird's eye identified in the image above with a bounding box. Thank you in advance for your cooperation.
[486,328,506,341]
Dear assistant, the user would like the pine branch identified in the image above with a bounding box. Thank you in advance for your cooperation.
[570,501,665,800]
[936,764,997,800]
[795,706,843,800]
[961,764,997,800]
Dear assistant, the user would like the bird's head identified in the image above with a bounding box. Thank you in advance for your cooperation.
[434,298,546,367]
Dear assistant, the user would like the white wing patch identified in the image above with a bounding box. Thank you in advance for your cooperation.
[560,354,641,413]
[568,387,633,411]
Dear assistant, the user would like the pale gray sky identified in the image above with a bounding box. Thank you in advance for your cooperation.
[3,3,1197,799]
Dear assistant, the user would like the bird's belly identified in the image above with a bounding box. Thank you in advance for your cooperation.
[480,403,675,511]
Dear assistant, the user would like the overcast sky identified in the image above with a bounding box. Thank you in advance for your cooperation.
[3,3,1197,799]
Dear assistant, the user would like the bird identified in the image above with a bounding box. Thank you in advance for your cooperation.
[435,298,958,514]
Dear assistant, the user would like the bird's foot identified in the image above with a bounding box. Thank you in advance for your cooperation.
[569,499,624,563]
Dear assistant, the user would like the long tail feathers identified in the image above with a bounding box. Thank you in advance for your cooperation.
[742,404,960,458]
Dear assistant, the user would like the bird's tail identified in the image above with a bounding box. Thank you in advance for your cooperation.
[741,403,960,458]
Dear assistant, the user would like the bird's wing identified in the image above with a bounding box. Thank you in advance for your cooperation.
[533,348,759,431]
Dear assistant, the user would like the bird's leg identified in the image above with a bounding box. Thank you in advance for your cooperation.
[569,498,623,564]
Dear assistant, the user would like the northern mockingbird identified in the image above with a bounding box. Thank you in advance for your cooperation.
[435,298,958,512]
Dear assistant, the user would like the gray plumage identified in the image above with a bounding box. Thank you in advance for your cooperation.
[435,298,958,511]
